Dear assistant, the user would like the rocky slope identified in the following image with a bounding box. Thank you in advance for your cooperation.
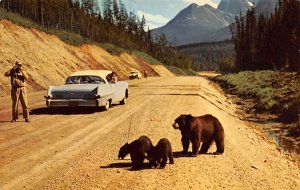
[0,20,173,97]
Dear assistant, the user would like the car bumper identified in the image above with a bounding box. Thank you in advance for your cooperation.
[46,99,99,107]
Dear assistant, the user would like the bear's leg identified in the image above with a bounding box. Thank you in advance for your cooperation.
[132,156,144,169]
[160,154,168,168]
[169,150,174,164]
[214,133,224,154]
[131,160,139,169]
[199,138,213,154]
[191,137,201,156]
[181,133,190,154]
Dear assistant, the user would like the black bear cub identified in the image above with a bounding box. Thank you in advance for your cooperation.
[148,138,174,169]
[118,135,153,169]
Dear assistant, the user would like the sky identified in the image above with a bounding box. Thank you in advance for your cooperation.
[132,0,221,29]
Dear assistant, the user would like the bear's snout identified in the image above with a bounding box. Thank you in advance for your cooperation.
[172,122,180,129]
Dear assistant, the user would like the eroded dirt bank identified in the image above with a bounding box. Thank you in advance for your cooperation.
[0,77,299,190]
[0,20,174,97]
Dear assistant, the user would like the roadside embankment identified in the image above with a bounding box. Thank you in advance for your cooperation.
[212,71,300,156]
[0,19,174,97]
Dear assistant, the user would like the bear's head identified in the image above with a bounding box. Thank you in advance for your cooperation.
[172,114,192,130]
[118,143,130,159]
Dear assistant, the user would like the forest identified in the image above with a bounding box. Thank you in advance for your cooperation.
[231,0,300,72]
[0,0,192,70]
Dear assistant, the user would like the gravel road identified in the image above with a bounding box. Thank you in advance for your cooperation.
[0,77,299,190]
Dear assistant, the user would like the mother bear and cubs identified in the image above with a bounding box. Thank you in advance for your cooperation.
[118,114,224,169]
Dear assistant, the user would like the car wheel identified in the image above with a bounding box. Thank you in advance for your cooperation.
[120,90,128,105]
[103,100,110,111]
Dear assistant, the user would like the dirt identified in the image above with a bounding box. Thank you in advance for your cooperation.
[0,77,299,190]
[0,20,171,97]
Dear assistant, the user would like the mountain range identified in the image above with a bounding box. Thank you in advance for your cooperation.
[151,0,277,46]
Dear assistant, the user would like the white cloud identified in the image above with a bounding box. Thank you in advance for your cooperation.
[137,10,170,30]
[183,0,219,8]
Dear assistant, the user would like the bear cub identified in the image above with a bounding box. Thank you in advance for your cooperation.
[148,138,174,169]
[118,135,153,169]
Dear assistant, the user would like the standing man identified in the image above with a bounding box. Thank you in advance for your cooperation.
[144,70,148,79]
[4,62,30,122]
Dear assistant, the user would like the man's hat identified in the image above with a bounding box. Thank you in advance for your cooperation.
[15,62,22,66]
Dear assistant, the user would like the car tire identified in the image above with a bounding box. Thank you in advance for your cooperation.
[120,90,128,105]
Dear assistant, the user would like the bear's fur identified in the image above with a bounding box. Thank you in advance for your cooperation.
[148,138,174,168]
[172,114,224,156]
[118,135,153,168]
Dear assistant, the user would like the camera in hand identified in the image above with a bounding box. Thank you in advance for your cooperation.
[15,66,21,73]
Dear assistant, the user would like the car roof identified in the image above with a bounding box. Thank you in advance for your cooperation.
[69,70,112,78]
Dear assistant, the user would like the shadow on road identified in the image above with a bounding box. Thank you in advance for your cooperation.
[0,120,12,123]
[100,162,161,171]
[173,151,219,158]
[30,107,102,115]
[172,151,195,158]
[100,162,132,169]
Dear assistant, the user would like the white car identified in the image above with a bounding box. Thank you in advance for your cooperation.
[129,71,142,80]
[45,70,128,111]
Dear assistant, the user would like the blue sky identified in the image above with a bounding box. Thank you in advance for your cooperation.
[132,0,221,29]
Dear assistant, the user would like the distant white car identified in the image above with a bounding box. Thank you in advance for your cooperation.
[45,70,128,111]
[129,70,142,80]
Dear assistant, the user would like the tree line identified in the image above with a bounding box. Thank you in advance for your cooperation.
[0,0,192,70]
[230,0,300,72]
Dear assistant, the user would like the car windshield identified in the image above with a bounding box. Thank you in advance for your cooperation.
[130,72,138,74]
[66,76,105,84]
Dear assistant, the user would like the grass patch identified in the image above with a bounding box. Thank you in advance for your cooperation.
[214,70,300,117]
[132,51,161,65]
[100,43,126,55]
[214,71,300,138]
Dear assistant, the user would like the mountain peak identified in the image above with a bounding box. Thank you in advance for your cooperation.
[203,4,214,9]
[151,3,235,45]
[188,3,199,8]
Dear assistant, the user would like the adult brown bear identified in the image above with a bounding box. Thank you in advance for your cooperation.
[172,114,224,156]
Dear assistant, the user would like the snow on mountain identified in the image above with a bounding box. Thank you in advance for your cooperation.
[217,0,254,15]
